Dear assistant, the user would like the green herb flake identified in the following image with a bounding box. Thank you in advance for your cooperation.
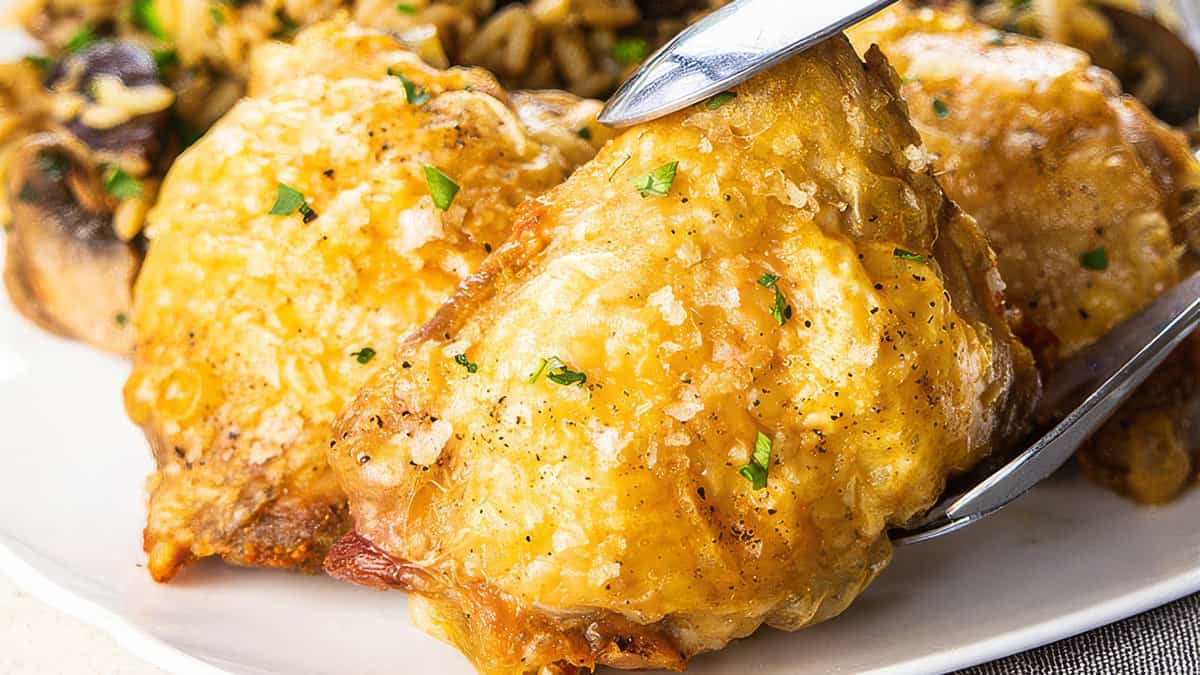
[757,272,791,325]
[23,55,53,73]
[611,36,649,65]
[423,165,460,210]
[705,91,737,110]
[529,356,586,386]
[388,67,431,104]
[115,313,128,326]
[17,182,38,203]
[351,347,376,364]
[738,431,773,490]
[103,165,143,200]
[989,31,1007,45]
[395,2,418,13]
[1081,247,1108,271]
[768,287,791,325]
[528,356,558,383]
[272,10,299,36]
[576,126,593,141]
[269,182,318,222]
[209,4,225,24]
[454,353,479,374]
[132,0,170,40]
[65,25,97,53]
[932,97,950,119]
[36,150,67,180]
[152,48,178,69]
[632,161,678,198]
[893,248,928,264]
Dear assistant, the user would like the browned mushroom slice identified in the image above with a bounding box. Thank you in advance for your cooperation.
[4,134,138,354]
[47,40,171,167]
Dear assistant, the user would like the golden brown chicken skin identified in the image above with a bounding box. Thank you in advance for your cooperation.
[122,20,608,582]
[326,37,1038,674]
[851,5,1200,503]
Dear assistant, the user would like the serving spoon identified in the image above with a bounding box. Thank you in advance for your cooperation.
[891,271,1200,544]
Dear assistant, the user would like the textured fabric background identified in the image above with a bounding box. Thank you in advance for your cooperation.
[959,592,1200,674]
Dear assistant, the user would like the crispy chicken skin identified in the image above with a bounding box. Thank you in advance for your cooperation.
[852,5,1200,503]
[122,21,608,582]
[326,37,1038,674]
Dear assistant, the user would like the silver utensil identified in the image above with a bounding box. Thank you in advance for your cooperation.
[598,0,900,127]
[1093,5,1200,124]
[891,271,1200,545]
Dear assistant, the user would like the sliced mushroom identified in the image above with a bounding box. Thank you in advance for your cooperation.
[48,40,169,165]
[3,133,139,354]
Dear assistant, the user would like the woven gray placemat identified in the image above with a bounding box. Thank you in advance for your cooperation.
[957,592,1200,674]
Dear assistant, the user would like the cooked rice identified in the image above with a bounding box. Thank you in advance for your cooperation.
[0,0,1187,241]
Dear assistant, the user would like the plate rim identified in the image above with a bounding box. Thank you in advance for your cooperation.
[4,526,1199,675]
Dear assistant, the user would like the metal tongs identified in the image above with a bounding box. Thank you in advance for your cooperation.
[599,1,1200,543]
[599,0,901,127]
[890,272,1200,544]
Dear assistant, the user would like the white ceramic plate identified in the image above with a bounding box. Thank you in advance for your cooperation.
[3,268,1200,675]
[4,21,1200,675]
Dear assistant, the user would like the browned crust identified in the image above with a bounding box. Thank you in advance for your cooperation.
[145,499,349,583]
[140,417,351,582]
[326,531,687,673]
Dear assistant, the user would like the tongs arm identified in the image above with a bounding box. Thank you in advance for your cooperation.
[892,271,1200,545]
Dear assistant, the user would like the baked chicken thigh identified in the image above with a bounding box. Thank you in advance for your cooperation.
[852,5,1200,502]
[123,20,607,581]
[326,36,1038,673]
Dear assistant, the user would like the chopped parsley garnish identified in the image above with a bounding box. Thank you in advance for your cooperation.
[423,165,459,210]
[576,126,593,141]
[757,273,792,326]
[17,182,38,203]
[989,31,1007,45]
[612,36,649,65]
[388,68,430,104]
[395,2,418,13]
[209,4,225,25]
[632,161,678,198]
[269,183,318,222]
[115,313,128,326]
[932,98,950,119]
[103,165,143,200]
[272,10,298,36]
[454,353,479,373]
[351,347,376,364]
[23,55,53,73]
[529,356,586,386]
[152,48,178,69]
[132,0,170,40]
[36,150,67,180]
[65,25,97,53]
[738,431,773,490]
[705,91,736,110]
[1081,247,1108,271]
[893,248,928,264]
